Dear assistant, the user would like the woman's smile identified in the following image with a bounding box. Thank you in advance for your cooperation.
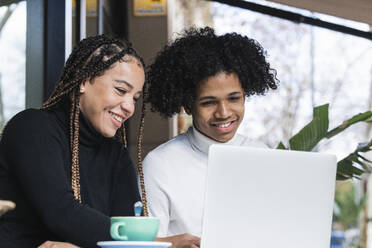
[79,59,145,138]
[108,110,125,128]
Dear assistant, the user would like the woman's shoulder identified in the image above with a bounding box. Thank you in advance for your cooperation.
[3,108,59,138]
[7,108,49,126]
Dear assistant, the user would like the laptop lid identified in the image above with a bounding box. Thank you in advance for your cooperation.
[201,145,337,248]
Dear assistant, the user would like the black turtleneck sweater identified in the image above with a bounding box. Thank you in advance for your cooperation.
[0,103,141,248]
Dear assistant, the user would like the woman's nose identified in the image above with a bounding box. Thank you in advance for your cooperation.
[120,99,135,117]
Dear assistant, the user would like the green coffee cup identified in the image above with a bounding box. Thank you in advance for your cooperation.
[110,216,160,241]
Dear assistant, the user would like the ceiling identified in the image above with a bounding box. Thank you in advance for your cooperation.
[267,0,372,27]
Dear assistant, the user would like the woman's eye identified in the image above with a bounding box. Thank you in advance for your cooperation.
[115,88,126,95]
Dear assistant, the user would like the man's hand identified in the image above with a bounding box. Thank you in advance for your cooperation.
[38,241,80,248]
[156,233,200,248]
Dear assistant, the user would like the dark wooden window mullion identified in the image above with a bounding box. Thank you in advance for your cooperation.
[75,0,86,43]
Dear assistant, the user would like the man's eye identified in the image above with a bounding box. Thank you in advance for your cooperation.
[229,96,241,102]
[200,101,215,106]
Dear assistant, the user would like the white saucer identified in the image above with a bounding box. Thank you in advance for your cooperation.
[97,241,172,248]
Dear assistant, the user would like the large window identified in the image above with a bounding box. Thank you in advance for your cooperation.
[0,2,26,130]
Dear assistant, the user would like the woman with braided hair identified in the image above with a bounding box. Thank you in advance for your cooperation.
[140,27,279,248]
[0,35,146,247]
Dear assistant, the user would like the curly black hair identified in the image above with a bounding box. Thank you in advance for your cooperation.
[146,27,279,118]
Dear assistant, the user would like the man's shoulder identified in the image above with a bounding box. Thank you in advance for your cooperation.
[149,132,190,156]
[143,132,191,168]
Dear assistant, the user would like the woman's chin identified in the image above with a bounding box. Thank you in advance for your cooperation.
[100,128,118,138]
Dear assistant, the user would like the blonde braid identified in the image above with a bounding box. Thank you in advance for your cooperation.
[71,90,82,202]
[40,90,66,110]
[69,92,76,151]
[122,125,127,148]
[137,100,148,216]
[41,83,77,110]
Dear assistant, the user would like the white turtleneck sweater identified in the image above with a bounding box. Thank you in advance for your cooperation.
[141,127,265,237]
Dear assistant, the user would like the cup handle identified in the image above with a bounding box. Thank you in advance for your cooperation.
[110,222,128,241]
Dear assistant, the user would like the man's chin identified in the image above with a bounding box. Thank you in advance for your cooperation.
[211,133,235,143]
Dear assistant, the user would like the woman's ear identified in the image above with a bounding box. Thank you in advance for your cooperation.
[80,86,85,93]
[79,79,89,93]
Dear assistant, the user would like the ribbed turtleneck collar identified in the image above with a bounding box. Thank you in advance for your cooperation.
[187,126,244,155]
[78,110,105,147]
[54,100,105,148]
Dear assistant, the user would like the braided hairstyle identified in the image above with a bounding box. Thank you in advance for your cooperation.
[146,27,279,117]
[40,35,148,213]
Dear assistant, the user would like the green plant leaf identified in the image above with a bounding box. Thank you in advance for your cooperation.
[336,174,352,180]
[353,159,371,172]
[289,104,329,151]
[326,111,372,139]
[337,166,364,179]
[336,140,372,180]
[333,182,367,229]
[337,155,365,180]
[276,142,287,150]
[358,154,372,164]
[357,195,368,215]
[356,140,372,153]
[365,115,372,123]
[275,103,371,180]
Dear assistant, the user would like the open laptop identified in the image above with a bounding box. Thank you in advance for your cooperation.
[201,145,337,248]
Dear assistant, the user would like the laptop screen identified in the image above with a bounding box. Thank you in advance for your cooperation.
[201,145,337,248]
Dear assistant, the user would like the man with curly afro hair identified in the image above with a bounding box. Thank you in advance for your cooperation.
[140,27,279,247]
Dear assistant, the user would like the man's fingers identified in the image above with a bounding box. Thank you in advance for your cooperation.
[184,233,200,247]
[192,237,200,246]
[194,240,201,247]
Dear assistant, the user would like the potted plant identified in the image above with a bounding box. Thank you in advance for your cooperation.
[276,103,372,180]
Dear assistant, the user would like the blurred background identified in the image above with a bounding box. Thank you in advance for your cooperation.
[0,0,371,247]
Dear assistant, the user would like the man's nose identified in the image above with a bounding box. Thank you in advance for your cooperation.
[214,102,231,119]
